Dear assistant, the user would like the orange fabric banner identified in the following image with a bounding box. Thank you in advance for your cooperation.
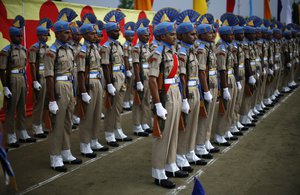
[264,0,272,19]
[134,0,153,11]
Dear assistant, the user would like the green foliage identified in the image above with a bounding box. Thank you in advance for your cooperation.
[118,0,134,9]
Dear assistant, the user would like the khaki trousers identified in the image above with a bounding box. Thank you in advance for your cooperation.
[152,86,181,169]
[49,81,75,155]
[79,79,103,143]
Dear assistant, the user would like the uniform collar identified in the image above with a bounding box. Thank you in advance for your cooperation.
[84,40,95,48]
[55,40,69,49]
[125,40,132,46]
[180,41,193,49]
[161,41,172,49]
[108,37,118,43]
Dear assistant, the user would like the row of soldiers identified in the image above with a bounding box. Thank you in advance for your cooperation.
[0,7,299,189]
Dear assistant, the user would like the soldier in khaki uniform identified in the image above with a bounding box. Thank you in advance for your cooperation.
[232,15,250,133]
[194,24,220,158]
[101,10,132,147]
[77,14,109,158]
[69,20,83,127]
[131,18,152,136]
[175,10,208,172]
[29,18,53,138]
[44,8,82,172]
[122,22,135,111]
[0,15,36,148]
[149,8,190,189]
[214,14,240,146]
[240,25,258,127]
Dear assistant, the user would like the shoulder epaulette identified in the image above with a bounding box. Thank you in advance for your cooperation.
[135,42,141,48]
[33,42,39,48]
[233,42,238,48]
[103,41,110,47]
[198,43,205,50]
[2,45,11,52]
[124,42,129,47]
[50,44,57,53]
[154,45,164,55]
[81,44,87,53]
[179,46,187,55]
[220,44,226,52]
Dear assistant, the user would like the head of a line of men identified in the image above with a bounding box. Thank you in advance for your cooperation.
[219,26,234,43]
[155,22,177,45]
[197,24,214,43]
[176,22,196,45]
[9,27,23,45]
[53,20,72,44]
[79,24,98,43]
[106,22,120,40]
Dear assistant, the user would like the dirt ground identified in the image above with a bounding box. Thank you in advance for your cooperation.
[1,88,300,195]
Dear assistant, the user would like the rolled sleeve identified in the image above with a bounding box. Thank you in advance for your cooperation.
[44,50,55,77]
[148,53,161,77]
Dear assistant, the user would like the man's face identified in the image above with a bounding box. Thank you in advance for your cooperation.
[56,30,72,43]
[235,33,244,41]
[83,30,97,43]
[139,32,150,43]
[108,29,120,40]
[161,30,177,45]
[256,32,262,39]
[38,34,48,43]
[245,33,256,41]
[181,29,196,44]
[11,34,23,44]
[72,33,82,43]
[125,35,134,42]
[96,34,103,43]
[221,33,234,43]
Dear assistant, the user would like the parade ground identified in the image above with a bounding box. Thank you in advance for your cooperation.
[1,88,300,195]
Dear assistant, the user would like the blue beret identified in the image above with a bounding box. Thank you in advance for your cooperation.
[105,22,119,32]
[124,30,134,37]
[256,27,262,33]
[9,27,23,36]
[273,28,281,34]
[219,26,232,35]
[154,22,175,36]
[283,30,291,36]
[136,27,149,36]
[79,23,96,34]
[244,26,256,33]
[233,26,244,34]
[53,21,70,32]
[196,24,213,34]
[176,22,194,34]
[267,29,273,35]
[71,26,80,34]
[36,26,49,35]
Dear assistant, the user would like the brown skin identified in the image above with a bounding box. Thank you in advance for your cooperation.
[102,29,120,85]
[179,30,197,98]
[0,33,24,88]
[133,32,150,82]
[245,33,256,41]
[30,34,49,82]
[219,33,235,89]
[197,32,213,92]
[78,30,97,94]
[46,30,72,102]
[72,33,83,44]
[123,35,134,73]
[149,30,177,104]
[234,33,244,41]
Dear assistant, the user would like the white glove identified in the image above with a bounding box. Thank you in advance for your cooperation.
[223,88,231,100]
[204,91,213,102]
[4,87,12,98]
[136,81,144,91]
[263,68,267,75]
[107,83,116,96]
[155,102,167,120]
[49,101,58,114]
[274,64,279,70]
[249,75,256,85]
[181,98,190,114]
[236,81,242,90]
[33,81,42,91]
[256,72,260,78]
[81,92,91,104]
[287,63,292,68]
[269,68,274,75]
[126,70,132,78]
